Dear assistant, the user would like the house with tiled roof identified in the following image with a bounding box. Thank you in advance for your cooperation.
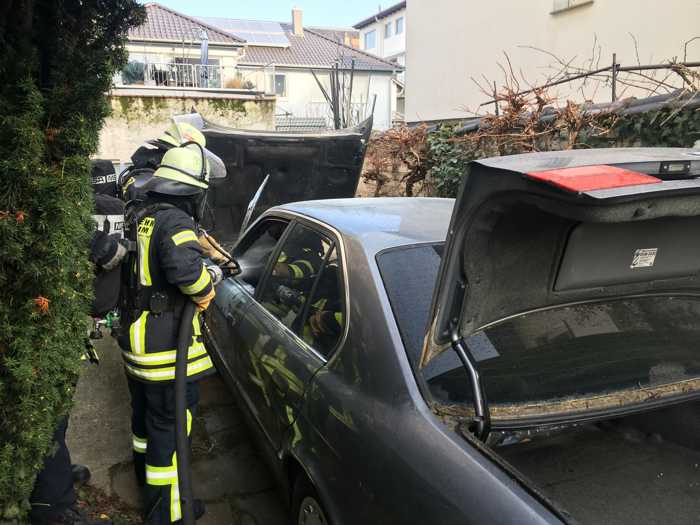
[202,8,399,130]
[116,3,399,130]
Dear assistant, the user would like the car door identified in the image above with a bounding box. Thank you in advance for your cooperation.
[232,218,342,449]
[206,216,292,405]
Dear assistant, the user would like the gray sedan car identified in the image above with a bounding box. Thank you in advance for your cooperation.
[205,148,700,525]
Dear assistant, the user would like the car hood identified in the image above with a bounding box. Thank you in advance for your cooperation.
[198,115,372,246]
[421,147,700,427]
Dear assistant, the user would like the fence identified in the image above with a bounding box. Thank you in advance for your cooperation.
[117,61,275,93]
[480,56,700,114]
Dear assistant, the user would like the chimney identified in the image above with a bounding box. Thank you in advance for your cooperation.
[292,7,303,37]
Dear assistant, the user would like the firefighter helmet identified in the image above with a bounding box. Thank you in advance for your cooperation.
[156,121,206,149]
[146,143,211,197]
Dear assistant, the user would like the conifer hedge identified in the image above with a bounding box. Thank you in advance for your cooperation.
[0,2,143,521]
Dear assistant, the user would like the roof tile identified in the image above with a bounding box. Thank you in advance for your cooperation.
[129,3,244,45]
[205,19,397,72]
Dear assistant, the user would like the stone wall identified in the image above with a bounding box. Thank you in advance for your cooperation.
[98,90,275,162]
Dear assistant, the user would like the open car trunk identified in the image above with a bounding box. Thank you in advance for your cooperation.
[498,403,700,524]
[421,148,700,523]
[197,115,372,246]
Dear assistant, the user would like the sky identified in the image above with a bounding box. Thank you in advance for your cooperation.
[147,0,390,28]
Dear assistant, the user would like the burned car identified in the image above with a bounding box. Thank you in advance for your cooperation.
[205,148,700,524]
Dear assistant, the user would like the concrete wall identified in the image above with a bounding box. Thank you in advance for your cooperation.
[358,8,407,60]
[406,0,700,123]
[98,92,275,163]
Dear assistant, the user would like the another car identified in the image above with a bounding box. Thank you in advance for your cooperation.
[205,148,700,525]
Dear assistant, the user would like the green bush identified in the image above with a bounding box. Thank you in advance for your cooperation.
[0,2,143,521]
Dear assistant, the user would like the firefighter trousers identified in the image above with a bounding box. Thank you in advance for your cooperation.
[127,376,199,524]
[29,416,77,524]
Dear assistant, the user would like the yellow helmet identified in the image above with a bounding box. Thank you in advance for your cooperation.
[149,144,210,195]
[158,121,206,149]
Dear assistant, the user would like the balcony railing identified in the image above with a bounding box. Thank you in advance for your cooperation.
[116,61,275,93]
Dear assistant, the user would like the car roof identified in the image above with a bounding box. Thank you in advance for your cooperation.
[475,147,700,173]
[273,197,454,253]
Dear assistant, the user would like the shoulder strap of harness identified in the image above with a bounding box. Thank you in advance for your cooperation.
[119,202,180,320]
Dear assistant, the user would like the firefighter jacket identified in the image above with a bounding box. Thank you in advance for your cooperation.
[91,194,125,317]
[118,204,215,383]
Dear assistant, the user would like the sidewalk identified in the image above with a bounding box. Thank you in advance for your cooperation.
[67,335,286,525]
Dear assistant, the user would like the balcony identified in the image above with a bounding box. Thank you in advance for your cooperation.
[115,61,275,95]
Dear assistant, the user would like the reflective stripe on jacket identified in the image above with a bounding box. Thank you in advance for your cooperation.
[119,206,215,383]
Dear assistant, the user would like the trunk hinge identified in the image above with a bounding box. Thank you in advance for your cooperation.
[450,325,491,441]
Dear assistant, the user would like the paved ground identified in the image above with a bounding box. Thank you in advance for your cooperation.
[67,335,286,525]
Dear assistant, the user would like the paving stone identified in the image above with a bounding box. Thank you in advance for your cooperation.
[192,444,274,500]
[67,336,132,492]
[110,462,141,510]
[202,404,243,435]
[199,375,235,408]
[198,501,236,525]
[232,491,287,525]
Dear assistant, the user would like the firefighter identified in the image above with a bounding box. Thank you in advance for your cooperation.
[119,121,207,205]
[118,142,226,523]
[119,121,234,271]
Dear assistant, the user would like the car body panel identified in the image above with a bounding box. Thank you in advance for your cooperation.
[205,197,568,524]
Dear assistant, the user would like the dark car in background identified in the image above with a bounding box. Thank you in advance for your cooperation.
[205,148,700,524]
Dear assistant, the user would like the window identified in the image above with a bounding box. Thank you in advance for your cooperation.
[395,17,404,35]
[233,218,290,291]
[384,22,392,38]
[424,296,700,419]
[274,74,286,96]
[258,222,345,357]
[364,30,376,50]
[302,245,344,357]
[377,243,444,367]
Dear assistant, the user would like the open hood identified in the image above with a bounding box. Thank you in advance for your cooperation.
[198,115,372,246]
[421,147,700,431]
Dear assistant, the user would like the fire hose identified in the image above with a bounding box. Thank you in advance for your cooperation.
[175,300,197,525]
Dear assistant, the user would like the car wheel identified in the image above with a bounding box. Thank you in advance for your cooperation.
[292,474,330,525]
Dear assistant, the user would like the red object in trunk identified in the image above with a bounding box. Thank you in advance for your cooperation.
[526,165,661,192]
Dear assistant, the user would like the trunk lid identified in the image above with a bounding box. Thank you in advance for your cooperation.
[421,147,700,430]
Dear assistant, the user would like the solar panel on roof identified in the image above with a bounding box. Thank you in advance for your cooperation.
[198,17,290,47]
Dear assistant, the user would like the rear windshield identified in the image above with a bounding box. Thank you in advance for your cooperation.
[376,243,444,367]
[429,296,700,419]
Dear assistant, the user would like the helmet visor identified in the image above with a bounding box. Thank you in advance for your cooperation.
[172,112,206,131]
[205,147,227,180]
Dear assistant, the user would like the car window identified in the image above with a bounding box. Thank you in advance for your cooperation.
[257,223,345,358]
[377,243,444,367]
[426,295,700,418]
[300,245,344,358]
[258,223,331,332]
[233,218,290,291]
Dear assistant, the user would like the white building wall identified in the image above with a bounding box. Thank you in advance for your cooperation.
[406,0,700,123]
[358,8,407,60]
[273,68,394,130]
